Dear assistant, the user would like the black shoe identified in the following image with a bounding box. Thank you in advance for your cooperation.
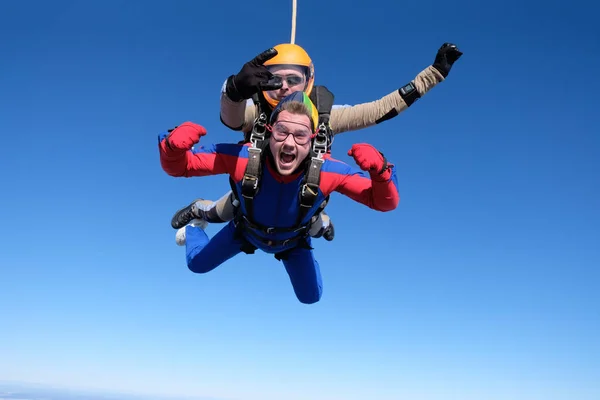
[171,199,203,229]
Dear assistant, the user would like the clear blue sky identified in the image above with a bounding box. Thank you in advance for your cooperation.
[1,0,599,399]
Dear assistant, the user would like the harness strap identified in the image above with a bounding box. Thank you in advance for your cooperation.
[241,214,311,235]
[229,205,258,255]
[240,111,268,221]
[274,239,313,261]
[295,85,335,226]
[231,86,336,259]
[309,86,335,151]
[243,226,307,248]
[297,153,324,226]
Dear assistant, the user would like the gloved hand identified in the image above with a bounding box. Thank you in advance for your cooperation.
[309,212,335,241]
[323,221,335,241]
[225,48,283,102]
[348,143,391,181]
[166,121,207,152]
[432,43,463,78]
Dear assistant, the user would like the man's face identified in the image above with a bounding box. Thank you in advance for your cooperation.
[265,65,307,101]
[269,110,313,175]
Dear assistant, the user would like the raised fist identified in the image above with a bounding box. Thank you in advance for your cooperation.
[433,42,463,77]
[348,143,390,181]
[166,121,207,151]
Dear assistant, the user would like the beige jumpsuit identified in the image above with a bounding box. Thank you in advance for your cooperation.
[198,65,446,231]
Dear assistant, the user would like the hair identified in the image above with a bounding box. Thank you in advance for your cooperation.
[274,101,314,130]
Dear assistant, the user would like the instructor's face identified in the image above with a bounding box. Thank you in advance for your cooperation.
[269,111,312,176]
[266,65,307,100]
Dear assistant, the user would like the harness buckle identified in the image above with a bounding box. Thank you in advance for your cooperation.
[301,182,318,198]
[242,175,258,193]
[312,123,329,157]
[249,113,268,147]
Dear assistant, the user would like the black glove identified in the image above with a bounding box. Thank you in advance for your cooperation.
[432,43,463,78]
[323,222,335,241]
[225,48,283,102]
[311,219,335,241]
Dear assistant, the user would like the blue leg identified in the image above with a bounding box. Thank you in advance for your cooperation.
[185,221,242,274]
[282,247,323,304]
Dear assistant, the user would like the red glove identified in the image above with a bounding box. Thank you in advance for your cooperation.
[348,143,391,181]
[166,121,207,152]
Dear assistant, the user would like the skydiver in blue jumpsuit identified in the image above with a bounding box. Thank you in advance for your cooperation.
[158,92,400,304]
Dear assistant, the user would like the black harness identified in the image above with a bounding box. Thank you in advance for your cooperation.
[229,86,335,260]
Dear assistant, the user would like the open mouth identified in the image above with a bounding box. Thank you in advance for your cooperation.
[279,150,296,166]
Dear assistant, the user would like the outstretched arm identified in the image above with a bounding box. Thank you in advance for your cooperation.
[158,122,242,178]
[324,144,400,212]
[329,66,443,134]
[329,43,463,135]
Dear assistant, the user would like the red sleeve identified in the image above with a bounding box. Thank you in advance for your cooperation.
[158,138,243,178]
[320,157,399,212]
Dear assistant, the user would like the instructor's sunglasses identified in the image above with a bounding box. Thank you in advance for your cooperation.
[271,74,305,87]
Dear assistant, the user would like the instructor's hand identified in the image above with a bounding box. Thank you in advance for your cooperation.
[226,48,283,101]
[433,42,463,77]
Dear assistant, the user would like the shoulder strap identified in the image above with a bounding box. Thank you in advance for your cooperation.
[309,86,335,124]
[309,85,335,151]
[297,85,335,225]
[239,109,269,221]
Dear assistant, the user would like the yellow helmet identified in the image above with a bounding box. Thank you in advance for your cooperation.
[262,43,315,109]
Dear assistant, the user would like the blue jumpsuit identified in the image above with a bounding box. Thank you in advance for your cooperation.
[159,130,399,304]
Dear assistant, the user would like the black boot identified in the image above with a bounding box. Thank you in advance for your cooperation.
[171,199,203,229]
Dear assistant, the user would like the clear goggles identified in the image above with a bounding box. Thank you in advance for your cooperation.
[268,120,315,145]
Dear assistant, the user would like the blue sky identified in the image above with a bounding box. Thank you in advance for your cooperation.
[1,0,599,399]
